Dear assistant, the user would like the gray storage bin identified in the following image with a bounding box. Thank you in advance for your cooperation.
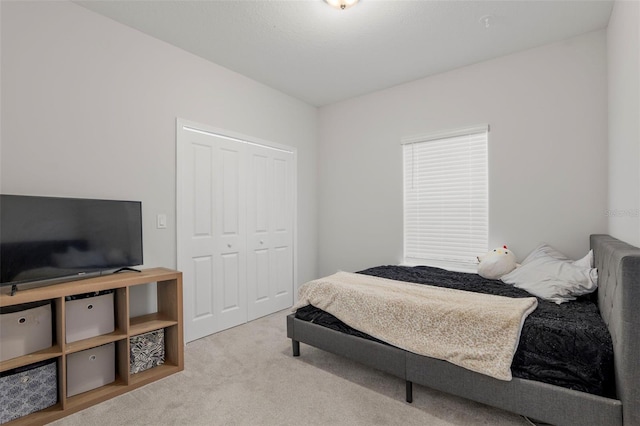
[0,360,58,424]
[130,329,165,374]
[66,342,115,397]
[0,301,53,362]
[65,291,114,343]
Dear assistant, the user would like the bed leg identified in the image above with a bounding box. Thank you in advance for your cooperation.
[292,340,300,357]
[406,381,413,403]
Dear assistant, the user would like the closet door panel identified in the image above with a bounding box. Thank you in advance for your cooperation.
[221,253,241,312]
[247,146,294,320]
[213,139,247,332]
[179,131,218,342]
[247,249,271,303]
[193,256,214,319]
[274,245,293,297]
[247,147,273,320]
[270,150,294,312]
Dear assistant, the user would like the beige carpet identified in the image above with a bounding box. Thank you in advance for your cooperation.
[52,310,530,425]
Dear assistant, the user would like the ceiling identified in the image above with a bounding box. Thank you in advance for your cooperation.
[76,0,614,107]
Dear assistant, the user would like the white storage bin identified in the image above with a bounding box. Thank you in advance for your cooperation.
[65,291,114,343]
[66,342,115,397]
[0,301,52,362]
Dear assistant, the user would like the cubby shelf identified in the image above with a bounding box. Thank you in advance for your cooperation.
[130,313,178,336]
[64,331,128,355]
[0,268,184,426]
[0,346,63,373]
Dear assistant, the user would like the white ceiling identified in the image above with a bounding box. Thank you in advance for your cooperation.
[76,0,613,107]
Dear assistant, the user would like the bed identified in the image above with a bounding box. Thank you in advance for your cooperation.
[287,234,640,426]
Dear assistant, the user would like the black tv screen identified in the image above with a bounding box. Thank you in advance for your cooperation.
[1,195,143,286]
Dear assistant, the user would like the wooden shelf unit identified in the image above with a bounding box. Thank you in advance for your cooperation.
[0,268,184,425]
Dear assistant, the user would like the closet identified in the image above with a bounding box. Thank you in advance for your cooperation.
[177,120,295,342]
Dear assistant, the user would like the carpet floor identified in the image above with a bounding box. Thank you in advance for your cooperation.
[52,310,531,425]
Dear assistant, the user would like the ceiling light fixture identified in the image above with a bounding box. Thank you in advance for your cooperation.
[324,0,359,10]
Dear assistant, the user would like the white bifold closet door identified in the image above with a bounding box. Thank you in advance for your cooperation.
[246,144,294,321]
[178,122,294,343]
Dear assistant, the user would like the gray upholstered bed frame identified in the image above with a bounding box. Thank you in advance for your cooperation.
[287,234,640,426]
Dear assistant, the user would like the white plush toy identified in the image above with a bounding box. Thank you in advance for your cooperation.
[477,245,518,280]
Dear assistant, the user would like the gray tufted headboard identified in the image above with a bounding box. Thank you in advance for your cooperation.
[591,234,640,426]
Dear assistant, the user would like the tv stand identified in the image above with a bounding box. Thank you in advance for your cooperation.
[0,267,183,425]
[113,267,141,274]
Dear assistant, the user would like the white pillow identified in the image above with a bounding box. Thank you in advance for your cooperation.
[500,244,597,304]
[572,249,594,268]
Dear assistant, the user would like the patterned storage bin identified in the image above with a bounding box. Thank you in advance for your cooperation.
[0,360,58,424]
[130,329,165,374]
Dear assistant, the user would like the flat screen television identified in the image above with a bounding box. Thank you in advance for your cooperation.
[1,194,143,289]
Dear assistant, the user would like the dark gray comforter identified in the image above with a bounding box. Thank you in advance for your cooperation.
[295,265,615,397]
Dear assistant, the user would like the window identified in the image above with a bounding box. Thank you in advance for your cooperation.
[402,126,488,269]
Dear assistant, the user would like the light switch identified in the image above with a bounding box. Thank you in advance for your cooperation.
[156,214,167,229]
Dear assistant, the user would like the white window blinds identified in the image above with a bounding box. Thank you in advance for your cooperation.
[402,126,488,267]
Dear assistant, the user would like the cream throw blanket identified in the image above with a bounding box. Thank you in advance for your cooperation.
[294,271,538,381]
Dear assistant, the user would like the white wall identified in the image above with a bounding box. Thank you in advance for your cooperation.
[607,0,640,247]
[2,0,629,301]
[0,1,317,312]
[317,31,608,276]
